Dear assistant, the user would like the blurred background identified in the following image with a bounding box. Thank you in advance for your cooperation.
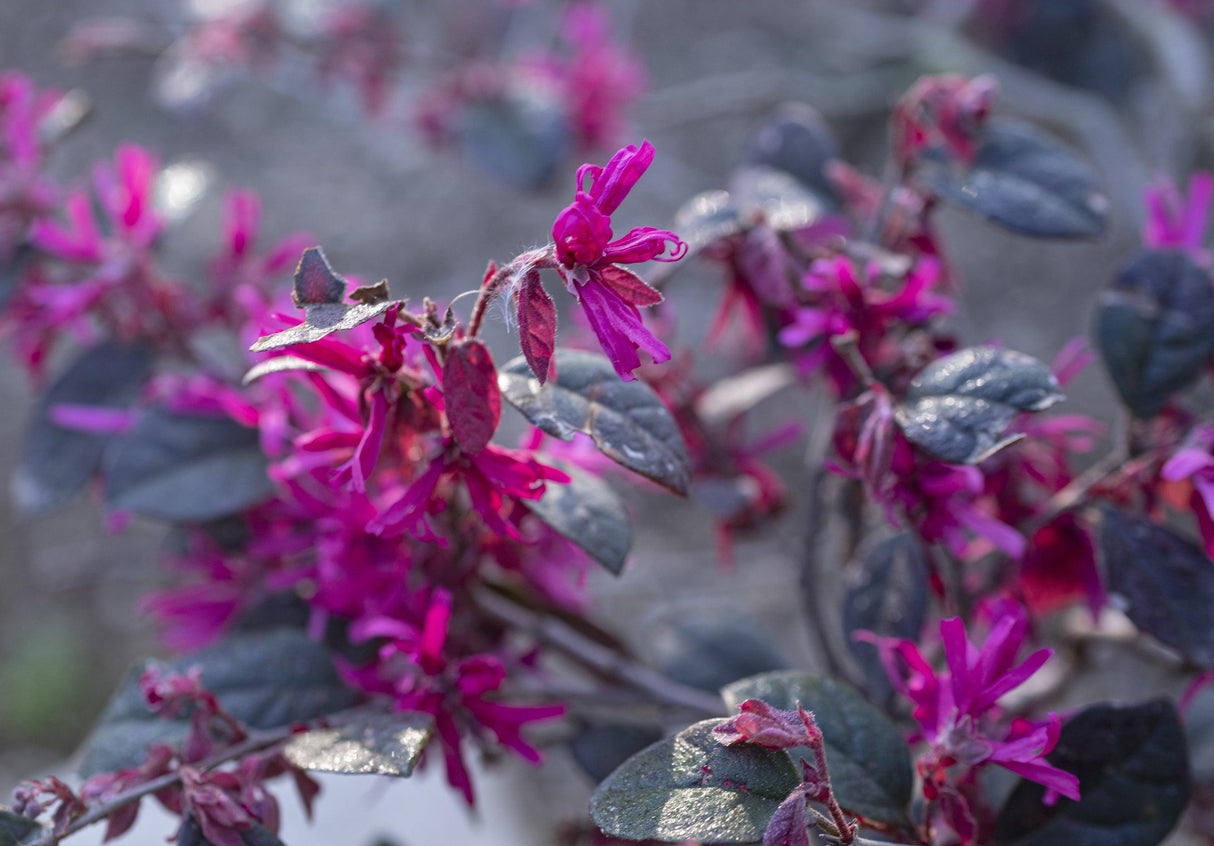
[2,0,1212,843]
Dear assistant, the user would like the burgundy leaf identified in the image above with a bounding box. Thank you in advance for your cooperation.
[715,699,815,750]
[443,339,501,454]
[598,264,664,306]
[517,269,557,383]
[292,247,346,306]
[102,801,140,842]
[764,786,811,846]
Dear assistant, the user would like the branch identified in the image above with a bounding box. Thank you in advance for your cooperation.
[28,734,278,846]
[472,588,725,717]
[26,706,383,846]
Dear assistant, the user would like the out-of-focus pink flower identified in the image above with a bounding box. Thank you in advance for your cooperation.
[0,71,60,260]
[316,3,404,116]
[30,144,164,273]
[559,2,645,150]
[551,140,686,379]
[207,189,311,323]
[1144,172,1213,262]
[186,2,280,70]
[8,144,191,375]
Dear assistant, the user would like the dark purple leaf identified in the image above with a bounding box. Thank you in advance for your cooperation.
[12,340,154,513]
[0,242,34,311]
[283,711,434,777]
[843,534,928,707]
[590,719,801,843]
[522,462,631,575]
[744,101,840,205]
[250,247,400,353]
[516,268,556,383]
[736,223,795,307]
[499,350,692,494]
[673,189,746,255]
[569,722,664,784]
[722,672,912,826]
[994,700,1189,846]
[1099,508,1214,666]
[443,339,500,454]
[79,628,357,777]
[1094,249,1214,418]
[895,346,1064,464]
[920,118,1107,238]
[764,787,811,846]
[731,166,829,233]
[659,621,787,695]
[0,809,42,845]
[103,408,273,522]
[459,93,569,190]
[292,247,346,306]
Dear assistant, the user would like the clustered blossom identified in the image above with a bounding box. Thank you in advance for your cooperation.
[778,254,953,394]
[858,612,1079,842]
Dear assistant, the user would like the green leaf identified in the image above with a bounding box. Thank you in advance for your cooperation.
[896,346,1064,464]
[721,671,912,826]
[103,408,274,522]
[523,462,632,575]
[0,810,42,846]
[283,711,434,777]
[78,628,357,777]
[499,350,692,494]
[12,340,154,513]
[590,719,801,843]
[995,700,1190,845]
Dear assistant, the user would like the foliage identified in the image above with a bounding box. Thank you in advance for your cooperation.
[1,5,1212,845]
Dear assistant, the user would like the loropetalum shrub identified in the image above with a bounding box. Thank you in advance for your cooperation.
[2,55,1212,846]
